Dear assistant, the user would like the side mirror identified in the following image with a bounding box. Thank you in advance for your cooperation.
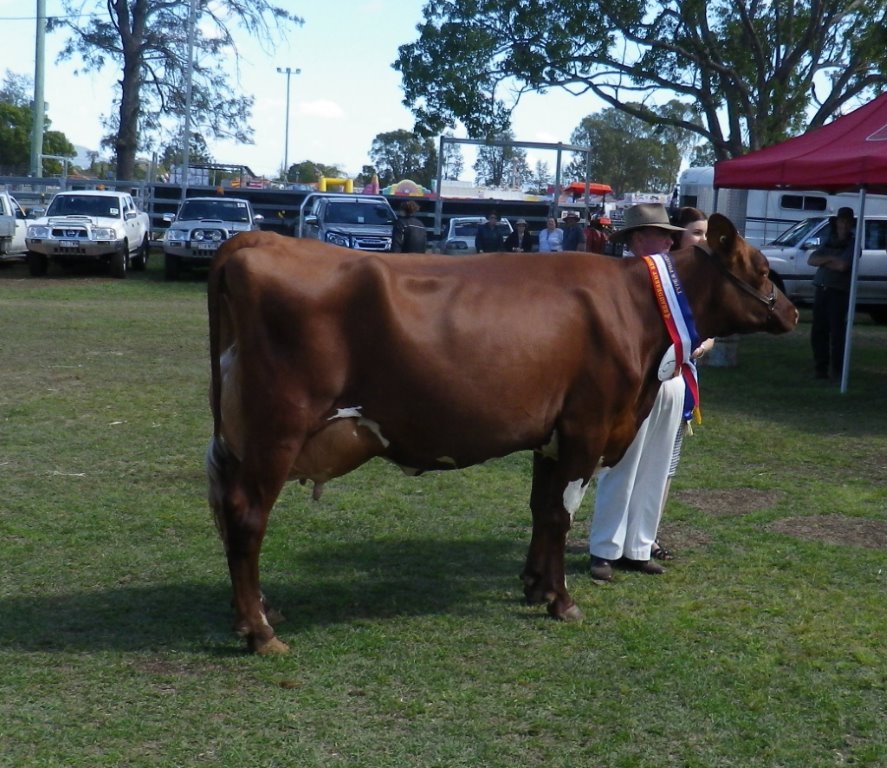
[162,212,175,223]
[801,237,822,250]
[253,214,264,222]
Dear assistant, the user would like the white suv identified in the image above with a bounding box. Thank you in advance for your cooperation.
[162,196,263,280]
[761,215,887,323]
[442,216,513,255]
[25,190,150,278]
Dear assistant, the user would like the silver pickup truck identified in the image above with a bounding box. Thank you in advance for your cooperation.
[162,196,263,280]
[25,190,151,278]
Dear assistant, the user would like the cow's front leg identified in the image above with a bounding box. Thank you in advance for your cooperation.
[522,453,588,621]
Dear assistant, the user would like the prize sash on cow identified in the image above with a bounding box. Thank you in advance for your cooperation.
[642,253,702,423]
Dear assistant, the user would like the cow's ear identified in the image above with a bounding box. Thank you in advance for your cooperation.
[706,213,740,265]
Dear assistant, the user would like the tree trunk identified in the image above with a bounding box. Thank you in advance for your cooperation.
[114,0,147,180]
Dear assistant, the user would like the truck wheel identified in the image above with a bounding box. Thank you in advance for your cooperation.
[131,239,149,271]
[164,253,180,281]
[868,307,887,325]
[27,251,48,277]
[110,246,128,278]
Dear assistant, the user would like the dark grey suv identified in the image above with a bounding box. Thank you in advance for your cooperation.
[297,193,396,251]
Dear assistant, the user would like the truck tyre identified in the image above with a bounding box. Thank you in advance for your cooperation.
[131,238,149,271]
[27,251,48,277]
[868,307,887,325]
[164,252,180,281]
[110,245,128,278]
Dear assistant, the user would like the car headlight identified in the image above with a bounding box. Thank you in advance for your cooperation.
[325,232,350,247]
[27,225,50,238]
[92,227,116,239]
[193,229,224,242]
[165,228,187,243]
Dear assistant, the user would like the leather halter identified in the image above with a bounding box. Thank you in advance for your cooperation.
[697,244,779,312]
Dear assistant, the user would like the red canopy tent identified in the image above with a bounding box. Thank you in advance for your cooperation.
[714,93,887,194]
[713,93,887,391]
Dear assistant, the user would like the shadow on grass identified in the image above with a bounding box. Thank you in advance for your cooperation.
[0,537,533,653]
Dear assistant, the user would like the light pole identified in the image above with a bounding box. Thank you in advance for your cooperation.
[276,66,300,181]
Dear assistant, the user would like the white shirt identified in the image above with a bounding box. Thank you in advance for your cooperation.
[539,227,564,252]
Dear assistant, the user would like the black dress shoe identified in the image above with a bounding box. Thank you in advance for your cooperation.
[616,557,665,575]
[589,557,614,581]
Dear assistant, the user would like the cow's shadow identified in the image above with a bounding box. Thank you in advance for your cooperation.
[0,537,554,654]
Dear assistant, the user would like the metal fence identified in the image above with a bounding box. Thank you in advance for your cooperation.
[0,175,558,245]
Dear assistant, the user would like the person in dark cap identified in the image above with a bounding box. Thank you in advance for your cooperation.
[475,211,504,253]
[390,200,427,253]
[808,206,856,379]
[504,219,533,252]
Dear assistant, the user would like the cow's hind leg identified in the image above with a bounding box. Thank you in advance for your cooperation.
[522,452,589,622]
[207,436,290,654]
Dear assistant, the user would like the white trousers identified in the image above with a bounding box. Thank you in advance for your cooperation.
[589,376,686,561]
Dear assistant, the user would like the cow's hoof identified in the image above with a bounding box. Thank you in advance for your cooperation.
[548,602,583,623]
[252,635,290,655]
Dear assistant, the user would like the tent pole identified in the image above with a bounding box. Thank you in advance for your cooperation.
[839,188,867,394]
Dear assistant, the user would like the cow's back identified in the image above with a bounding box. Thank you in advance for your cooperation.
[211,233,655,471]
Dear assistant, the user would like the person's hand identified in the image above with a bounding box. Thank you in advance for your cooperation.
[692,338,715,359]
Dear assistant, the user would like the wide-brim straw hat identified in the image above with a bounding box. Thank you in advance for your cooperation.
[610,203,685,244]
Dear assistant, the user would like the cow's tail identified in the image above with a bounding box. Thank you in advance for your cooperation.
[207,252,226,440]
[207,252,229,548]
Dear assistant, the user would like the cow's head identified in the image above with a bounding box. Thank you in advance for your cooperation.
[698,213,798,337]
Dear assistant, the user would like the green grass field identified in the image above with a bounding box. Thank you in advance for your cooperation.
[0,257,884,767]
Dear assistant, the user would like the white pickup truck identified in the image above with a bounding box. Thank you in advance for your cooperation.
[761,214,887,324]
[0,189,28,262]
[25,189,151,278]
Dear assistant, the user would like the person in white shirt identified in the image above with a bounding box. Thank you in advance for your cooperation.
[537,216,563,252]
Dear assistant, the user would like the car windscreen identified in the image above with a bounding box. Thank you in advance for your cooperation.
[453,223,479,237]
[453,222,511,237]
[326,202,394,225]
[768,217,826,246]
[47,195,120,218]
[178,200,251,222]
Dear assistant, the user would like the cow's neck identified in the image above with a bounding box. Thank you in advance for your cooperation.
[668,246,728,340]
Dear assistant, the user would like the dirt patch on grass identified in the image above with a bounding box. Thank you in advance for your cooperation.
[571,489,886,554]
[673,487,784,516]
[672,488,887,549]
[655,521,713,552]
[769,515,887,550]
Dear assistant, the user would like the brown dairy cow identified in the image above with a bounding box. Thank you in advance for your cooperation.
[206,214,797,654]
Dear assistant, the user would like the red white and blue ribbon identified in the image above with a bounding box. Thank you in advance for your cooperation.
[642,253,702,423]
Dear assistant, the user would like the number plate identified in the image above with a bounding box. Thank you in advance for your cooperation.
[196,242,218,251]
[58,239,79,248]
